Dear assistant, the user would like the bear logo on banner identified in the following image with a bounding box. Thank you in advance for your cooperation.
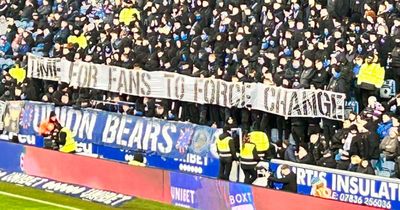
[19,104,34,130]
[176,128,194,154]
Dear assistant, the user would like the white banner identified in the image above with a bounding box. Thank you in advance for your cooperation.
[27,54,345,120]
[27,54,61,81]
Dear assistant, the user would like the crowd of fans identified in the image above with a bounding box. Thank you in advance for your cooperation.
[1,0,400,177]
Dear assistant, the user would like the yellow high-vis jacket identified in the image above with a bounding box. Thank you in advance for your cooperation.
[119,8,140,25]
[357,63,385,89]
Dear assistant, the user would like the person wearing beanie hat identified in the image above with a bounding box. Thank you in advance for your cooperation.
[326,62,349,94]
[348,121,370,159]
[310,58,329,90]
[51,82,71,106]
[316,150,337,168]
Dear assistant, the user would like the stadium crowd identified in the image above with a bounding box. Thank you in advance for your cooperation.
[1,0,400,180]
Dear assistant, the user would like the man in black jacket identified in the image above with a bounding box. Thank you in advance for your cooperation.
[310,59,329,90]
[300,51,316,88]
[267,164,297,193]
[309,132,325,163]
[316,150,337,168]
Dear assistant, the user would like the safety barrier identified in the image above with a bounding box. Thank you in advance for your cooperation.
[0,140,378,210]
[270,159,400,209]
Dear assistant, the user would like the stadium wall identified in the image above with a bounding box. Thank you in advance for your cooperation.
[0,140,379,210]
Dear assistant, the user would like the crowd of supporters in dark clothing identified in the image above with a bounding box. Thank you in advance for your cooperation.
[1,0,400,177]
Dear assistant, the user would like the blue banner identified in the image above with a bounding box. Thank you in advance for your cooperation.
[270,161,399,209]
[228,182,255,209]
[96,144,220,178]
[0,134,44,147]
[0,141,24,172]
[14,101,221,177]
[17,102,219,159]
[169,172,255,210]
[0,169,133,206]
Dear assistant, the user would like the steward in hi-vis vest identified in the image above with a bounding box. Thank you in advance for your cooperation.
[216,126,237,181]
[248,130,270,159]
[58,127,77,153]
[240,134,259,184]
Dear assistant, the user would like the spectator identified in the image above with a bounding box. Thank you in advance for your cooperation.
[328,0,350,20]
[0,35,12,57]
[51,83,70,106]
[310,59,329,90]
[308,132,324,163]
[37,0,51,16]
[296,145,314,165]
[361,119,381,162]
[377,113,393,140]
[331,120,351,152]
[299,52,316,89]
[380,127,399,160]
[356,159,375,175]
[387,94,400,116]
[336,150,351,170]
[316,150,337,169]
[20,78,38,101]
[349,123,369,159]
[343,124,358,153]
[348,155,362,172]
[41,84,55,102]
[0,71,16,100]
[276,139,289,160]
[53,20,70,44]
[357,54,385,109]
